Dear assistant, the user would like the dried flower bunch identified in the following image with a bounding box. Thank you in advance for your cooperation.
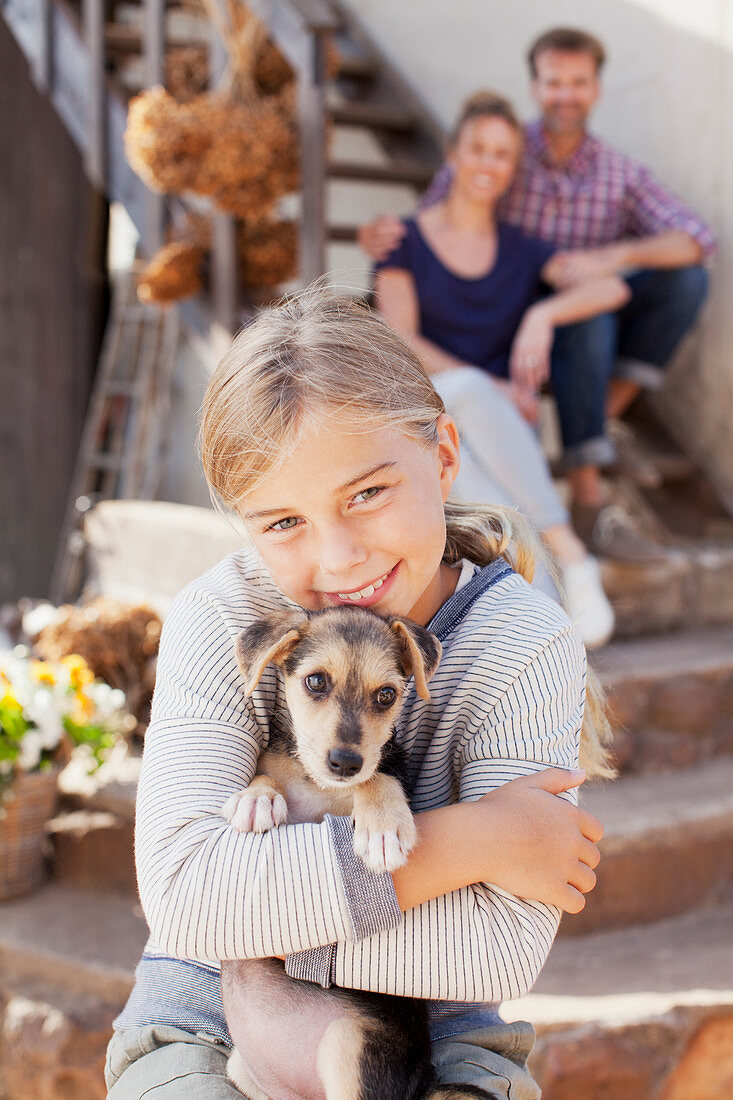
[33,599,162,734]
[0,650,133,795]
[137,240,206,303]
[125,86,298,221]
[165,46,210,103]
[237,219,298,288]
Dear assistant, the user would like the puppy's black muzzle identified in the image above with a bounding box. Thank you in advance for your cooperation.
[327,748,363,779]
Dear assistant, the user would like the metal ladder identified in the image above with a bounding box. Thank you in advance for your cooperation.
[49,270,180,604]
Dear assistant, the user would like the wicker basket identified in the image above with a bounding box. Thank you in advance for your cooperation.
[0,769,59,901]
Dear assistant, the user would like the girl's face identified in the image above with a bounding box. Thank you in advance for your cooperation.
[238,412,461,626]
[448,115,521,206]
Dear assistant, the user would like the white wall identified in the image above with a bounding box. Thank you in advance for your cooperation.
[339,0,733,502]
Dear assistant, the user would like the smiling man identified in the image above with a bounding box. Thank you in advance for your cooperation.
[360,27,716,563]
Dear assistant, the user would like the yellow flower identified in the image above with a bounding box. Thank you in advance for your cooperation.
[61,654,95,689]
[71,690,95,723]
[30,660,57,686]
[1,690,21,710]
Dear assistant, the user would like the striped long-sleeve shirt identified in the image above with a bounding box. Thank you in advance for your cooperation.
[115,548,585,1044]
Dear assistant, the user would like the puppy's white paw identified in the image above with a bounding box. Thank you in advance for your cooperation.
[222,787,288,833]
[353,813,417,874]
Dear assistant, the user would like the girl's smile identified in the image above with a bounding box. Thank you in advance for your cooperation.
[238,412,461,626]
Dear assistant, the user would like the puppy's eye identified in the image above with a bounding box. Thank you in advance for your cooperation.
[305,672,328,694]
[375,685,397,707]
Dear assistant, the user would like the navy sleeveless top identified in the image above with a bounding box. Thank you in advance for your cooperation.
[375,217,555,378]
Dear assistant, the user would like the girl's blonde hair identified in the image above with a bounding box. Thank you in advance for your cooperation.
[199,287,613,778]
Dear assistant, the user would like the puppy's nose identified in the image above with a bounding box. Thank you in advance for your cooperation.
[327,748,363,778]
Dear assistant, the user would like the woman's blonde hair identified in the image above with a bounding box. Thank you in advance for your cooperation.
[199,286,613,778]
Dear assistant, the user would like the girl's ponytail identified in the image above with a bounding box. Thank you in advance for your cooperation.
[444,500,615,780]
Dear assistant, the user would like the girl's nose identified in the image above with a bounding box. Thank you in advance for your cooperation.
[317,524,367,577]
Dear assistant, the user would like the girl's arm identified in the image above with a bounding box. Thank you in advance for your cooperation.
[135,579,398,961]
[375,268,471,376]
[509,272,631,394]
[392,766,600,915]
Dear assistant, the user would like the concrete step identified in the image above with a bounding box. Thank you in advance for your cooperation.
[505,902,733,1099]
[601,540,733,638]
[0,883,147,1100]
[1,881,731,1100]
[566,757,733,935]
[0,882,145,1007]
[594,625,733,775]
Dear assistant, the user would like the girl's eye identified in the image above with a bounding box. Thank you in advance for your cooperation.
[352,485,383,505]
[305,672,328,694]
[375,685,397,707]
[267,516,301,532]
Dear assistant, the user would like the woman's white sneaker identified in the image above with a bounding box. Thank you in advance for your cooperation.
[561,556,615,649]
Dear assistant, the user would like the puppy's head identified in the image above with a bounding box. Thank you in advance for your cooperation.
[236,606,441,789]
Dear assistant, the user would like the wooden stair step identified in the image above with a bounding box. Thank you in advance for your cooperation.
[335,52,379,81]
[328,100,417,131]
[565,757,733,935]
[594,625,733,775]
[327,224,360,242]
[328,158,434,186]
[104,22,205,55]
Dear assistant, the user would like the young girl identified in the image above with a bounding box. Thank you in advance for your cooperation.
[105,288,608,1100]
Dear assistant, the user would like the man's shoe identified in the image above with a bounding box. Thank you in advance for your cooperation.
[571,502,671,564]
[605,419,662,489]
[560,556,615,649]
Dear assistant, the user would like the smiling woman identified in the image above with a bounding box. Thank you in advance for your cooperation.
[374,88,627,648]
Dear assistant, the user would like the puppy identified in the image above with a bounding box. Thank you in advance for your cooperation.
[220,605,491,1100]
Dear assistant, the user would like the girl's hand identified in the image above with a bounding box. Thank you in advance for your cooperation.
[475,768,603,913]
[509,305,555,394]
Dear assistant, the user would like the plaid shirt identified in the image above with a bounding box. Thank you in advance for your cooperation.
[421,120,716,256]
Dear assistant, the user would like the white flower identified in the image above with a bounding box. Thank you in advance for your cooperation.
[17,730,44,771]
[26,692,65,749]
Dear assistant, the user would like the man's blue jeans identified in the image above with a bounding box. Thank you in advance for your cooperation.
[550,265,709,469]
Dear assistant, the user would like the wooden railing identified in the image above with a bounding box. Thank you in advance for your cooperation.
[2,0,338,333]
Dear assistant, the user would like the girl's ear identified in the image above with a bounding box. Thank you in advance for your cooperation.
[389,618,442,701]
[436,413,461,503]
[235,611,309,695]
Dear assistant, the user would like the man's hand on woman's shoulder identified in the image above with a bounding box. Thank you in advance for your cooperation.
[358,215,407,262]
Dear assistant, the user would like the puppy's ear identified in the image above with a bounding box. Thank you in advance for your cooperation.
[235,611,308,695]
[388,618,442,701]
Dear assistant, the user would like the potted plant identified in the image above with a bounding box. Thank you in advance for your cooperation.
[0,649,133,900]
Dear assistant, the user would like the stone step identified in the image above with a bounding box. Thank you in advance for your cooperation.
[0,882,145,1006]
[1,881,731,1100]
[594,625,733,774]
[601,542,733,638]
[0,883,147,1100]
[566,757,733,935]
[505,902,733,1099]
